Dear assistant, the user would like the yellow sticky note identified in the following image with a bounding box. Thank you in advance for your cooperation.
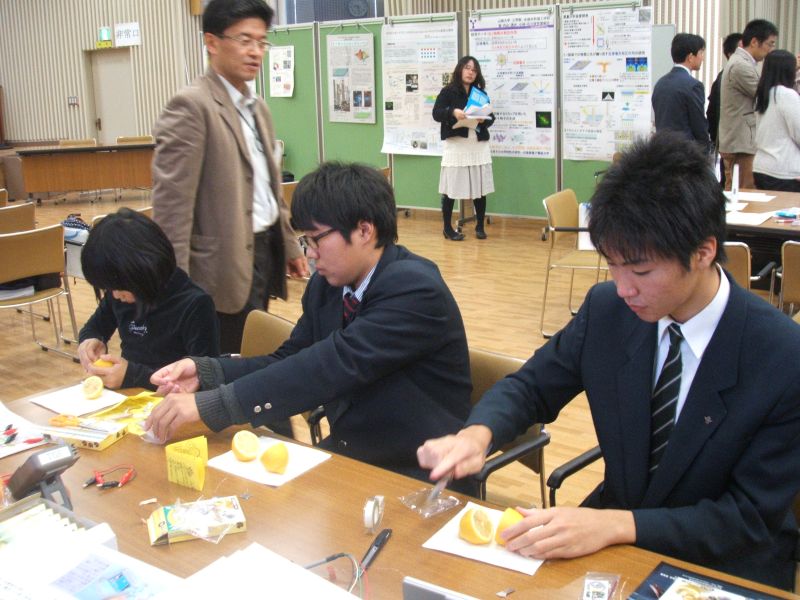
[165,435,208,491]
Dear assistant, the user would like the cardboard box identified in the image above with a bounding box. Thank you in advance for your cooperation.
[146,496,246,546]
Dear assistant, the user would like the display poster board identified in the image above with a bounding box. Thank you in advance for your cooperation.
[381,17,458,156]
[560,4,652,160]
[326,33,376,123]
[469,9,557,158]
[268,45,295,98]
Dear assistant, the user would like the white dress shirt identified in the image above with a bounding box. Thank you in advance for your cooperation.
[654,265,730,421]
[220,77,279,232]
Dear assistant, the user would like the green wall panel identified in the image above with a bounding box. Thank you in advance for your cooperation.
[264,26,320,180]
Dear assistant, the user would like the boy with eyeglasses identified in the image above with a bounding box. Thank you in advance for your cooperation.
[147,162,477,495]
[151,0,307,375]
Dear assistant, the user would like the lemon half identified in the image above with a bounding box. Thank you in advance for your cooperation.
[458,508,493,545]
[495,507,524,546]
[260,442,289,474]
[231,430,260,462]
[82,376,104,399]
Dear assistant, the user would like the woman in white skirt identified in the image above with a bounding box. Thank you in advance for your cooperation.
[432,56,495,241]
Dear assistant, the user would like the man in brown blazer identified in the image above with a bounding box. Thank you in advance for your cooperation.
[152,0,307,363]
[718,19,778,190]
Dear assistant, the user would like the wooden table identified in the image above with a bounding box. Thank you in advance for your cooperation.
[732,189,800,237]
[2,392,797,599]
[728,189,800,285]
[17,144,153,194]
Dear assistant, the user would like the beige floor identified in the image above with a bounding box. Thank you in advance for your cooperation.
[2,191,612,509]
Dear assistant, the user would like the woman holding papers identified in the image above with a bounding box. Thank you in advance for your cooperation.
[433,56,495,241]
[77,208,219,390]
[753,50,800,192]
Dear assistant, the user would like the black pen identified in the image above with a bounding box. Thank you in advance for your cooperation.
[361,527,392,571]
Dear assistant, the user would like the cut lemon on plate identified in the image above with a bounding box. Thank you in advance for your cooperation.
[260,442,289,474]
[82,375,104,399]
[495,507,524,546]
[231,430,260,462]
[92,358,114,368]
[458,507,493,545]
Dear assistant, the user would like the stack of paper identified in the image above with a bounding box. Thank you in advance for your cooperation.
[176,542,354,597]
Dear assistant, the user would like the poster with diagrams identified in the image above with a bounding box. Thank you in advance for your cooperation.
[268,46,295,98]
[561,5,652,160]
[327,33,376,123]
[381,18,458,155]
[469,10,556,158]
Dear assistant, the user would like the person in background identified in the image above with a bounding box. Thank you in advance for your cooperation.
[146,163,477,496]
[652,33,711,153]
[151,0,307,355]
[433,56,495,241]
[753,50,800,192]
[151,0,306,436]
[78,208,219,390]
[706,32,742,188]
[417,131,800,590]
[718,19,778,190]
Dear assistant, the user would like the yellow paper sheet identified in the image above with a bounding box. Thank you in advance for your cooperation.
[165,436,208,491]
[90,391,162,436]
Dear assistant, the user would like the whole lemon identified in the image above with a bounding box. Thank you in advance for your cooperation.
[93,359,114,368]
[260,442,289,474]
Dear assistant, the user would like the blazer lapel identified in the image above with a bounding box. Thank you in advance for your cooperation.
[615,318,658,507]
[643,275,743,506]
[205,69,252,166]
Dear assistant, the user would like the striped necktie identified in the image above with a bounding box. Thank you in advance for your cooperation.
[343,292,360,326]
[650,323,683,474]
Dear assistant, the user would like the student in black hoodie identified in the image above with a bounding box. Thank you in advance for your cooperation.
[78,208,219,390]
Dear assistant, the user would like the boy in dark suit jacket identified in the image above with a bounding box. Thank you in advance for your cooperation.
[652,33,711,154]
[147,162,475,494]
[418,131,800,589]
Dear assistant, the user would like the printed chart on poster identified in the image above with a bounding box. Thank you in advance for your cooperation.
[381,18,459,155]
[469,10,557,158]
[561,5,652,160]
[327,33,376,123]
[269,46,295,97]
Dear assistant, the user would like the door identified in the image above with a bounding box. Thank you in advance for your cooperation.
[89,49,136,145]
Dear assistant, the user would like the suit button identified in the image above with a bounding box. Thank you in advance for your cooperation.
[254,405,262,414]
[338,440,348,448]
[246,243,253,250]
[264,403,272,410]
[246,209,252,216]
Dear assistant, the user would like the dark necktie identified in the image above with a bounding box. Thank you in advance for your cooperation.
[650,323,684,474]
[343,292,360,326]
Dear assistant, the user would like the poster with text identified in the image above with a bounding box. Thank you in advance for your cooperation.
[381,19,458,155]
[469,11,556,158]
[327,33,375,123]
[269,45,295,98]
[561,6,652,160]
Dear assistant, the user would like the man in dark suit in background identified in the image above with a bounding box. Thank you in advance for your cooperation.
[418,131,800,589]
[706,33,743,189]
[147,163,477,495]
[652,33,711,153]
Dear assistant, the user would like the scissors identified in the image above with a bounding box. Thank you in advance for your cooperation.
[49,414,107,432]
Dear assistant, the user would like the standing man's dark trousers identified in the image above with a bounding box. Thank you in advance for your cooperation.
[216,226,294,439]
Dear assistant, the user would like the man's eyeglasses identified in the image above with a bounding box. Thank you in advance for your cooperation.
[216,34,272,51]
[298,229,336,250]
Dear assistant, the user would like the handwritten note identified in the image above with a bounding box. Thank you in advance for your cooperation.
[165,436,208,491]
